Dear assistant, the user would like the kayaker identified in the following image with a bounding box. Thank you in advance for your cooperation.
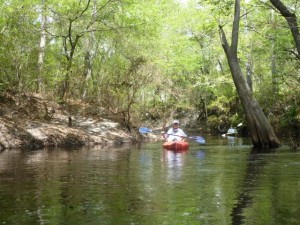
[164,120,187,142]
[227,126,237,135]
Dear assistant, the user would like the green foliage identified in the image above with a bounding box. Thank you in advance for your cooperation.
[0,0,40,93]
[0,0,298,135]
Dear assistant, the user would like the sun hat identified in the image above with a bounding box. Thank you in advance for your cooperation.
[172,120,179,124]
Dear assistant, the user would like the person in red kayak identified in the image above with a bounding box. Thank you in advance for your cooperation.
[164,120,187,142]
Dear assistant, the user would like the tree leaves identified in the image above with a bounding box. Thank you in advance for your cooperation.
[0,0,298,134]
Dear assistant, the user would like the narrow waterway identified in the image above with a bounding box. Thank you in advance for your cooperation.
[0,137,299,225]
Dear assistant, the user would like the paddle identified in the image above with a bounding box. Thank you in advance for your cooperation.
[139,127,206,144]
[139,127,162,134]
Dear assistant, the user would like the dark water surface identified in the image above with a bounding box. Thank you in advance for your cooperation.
[0,137,300,225]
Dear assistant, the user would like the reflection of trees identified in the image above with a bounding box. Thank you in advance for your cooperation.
[0,147,142,224]
[231,149,269,225]
[231,148,300,224]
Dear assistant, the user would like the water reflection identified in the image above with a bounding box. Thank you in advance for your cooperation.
[138,150,154,182]
[222,136,244,147]
[231,150,263,225]
[227,136,237,146]
[231,147,300,225]
[162,149,187,182]
[195,150,206,159]
[1,141,300,225]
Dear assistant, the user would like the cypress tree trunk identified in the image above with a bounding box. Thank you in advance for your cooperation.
[219,0,280,149]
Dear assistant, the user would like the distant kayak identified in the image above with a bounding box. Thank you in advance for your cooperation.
[162,141,189,151]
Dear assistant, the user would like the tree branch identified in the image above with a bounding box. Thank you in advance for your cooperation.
[270,0,300,58]
[231,0,240,55]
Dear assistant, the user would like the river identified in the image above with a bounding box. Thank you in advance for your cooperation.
[0,136,299,225]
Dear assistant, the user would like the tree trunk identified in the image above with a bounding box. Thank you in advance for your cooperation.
[59,60,72,100]
[82,0,97,100]
[37,0,47,93]
[58,0,91,100]
[82,50,93,100]
[244,8,253,92]
[219,0,280,149]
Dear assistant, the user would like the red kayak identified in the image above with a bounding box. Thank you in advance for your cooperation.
[162,141,189,151]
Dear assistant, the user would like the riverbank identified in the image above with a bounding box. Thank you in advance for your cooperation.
[0,93,147,150]
[1,92,298,151]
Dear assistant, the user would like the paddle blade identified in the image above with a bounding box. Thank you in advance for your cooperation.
[139,127,152,134]
[195,137,206,144]
[189,136,206,144]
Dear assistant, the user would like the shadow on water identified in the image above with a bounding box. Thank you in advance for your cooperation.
[231,148,276,225]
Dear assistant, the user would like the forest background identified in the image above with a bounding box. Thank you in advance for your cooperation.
[0,0,299,143]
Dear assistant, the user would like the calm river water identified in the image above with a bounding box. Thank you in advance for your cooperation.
[0,136,300,225]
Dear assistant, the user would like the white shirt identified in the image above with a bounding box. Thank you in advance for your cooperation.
[227,127,237,134]
[166,128,187,141]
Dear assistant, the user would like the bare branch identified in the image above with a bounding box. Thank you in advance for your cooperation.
[270,0,300,59]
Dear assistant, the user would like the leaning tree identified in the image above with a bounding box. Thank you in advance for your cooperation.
[218,0,280,149]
